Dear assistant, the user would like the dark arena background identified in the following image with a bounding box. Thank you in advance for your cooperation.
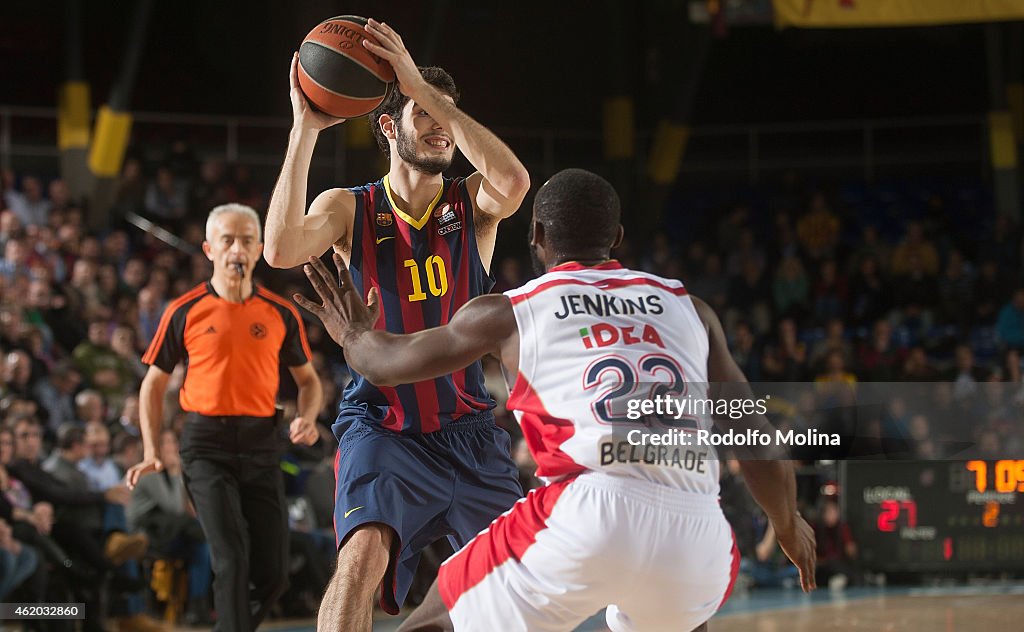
[2,0,1024,630]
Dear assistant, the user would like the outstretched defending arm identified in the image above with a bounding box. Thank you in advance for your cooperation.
[692,295,817,592]
[293,253,517,386]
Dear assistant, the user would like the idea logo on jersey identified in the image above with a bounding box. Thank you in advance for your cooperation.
[578,322,665,350]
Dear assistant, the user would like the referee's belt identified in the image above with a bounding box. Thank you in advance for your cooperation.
[189,412,279,424]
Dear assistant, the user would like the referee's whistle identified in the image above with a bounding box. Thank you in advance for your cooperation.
[232,262,245,277]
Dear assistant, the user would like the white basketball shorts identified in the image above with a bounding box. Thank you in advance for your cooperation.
[437,471,739,631]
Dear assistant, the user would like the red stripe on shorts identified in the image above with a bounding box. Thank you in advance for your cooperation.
[719,529,741,609]
[437,475,576,610]
[332,448,341,544]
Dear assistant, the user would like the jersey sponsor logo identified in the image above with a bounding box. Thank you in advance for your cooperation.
[578,323,665,349]
[433,202,454,222]
[438,221,462,236]
[434,202,461,236]
[201,326,217,335]
[250,323,267,339]
[375,236,395,244]
[554,293,664,320]
[376,212,393,227]
[599,441,709,472]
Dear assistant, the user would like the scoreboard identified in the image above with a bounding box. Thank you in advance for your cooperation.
[842,460,1024,572]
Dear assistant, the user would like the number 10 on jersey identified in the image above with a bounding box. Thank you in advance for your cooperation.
[404,256,449,302]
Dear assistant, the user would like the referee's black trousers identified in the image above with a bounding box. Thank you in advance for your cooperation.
[179,414,289,632]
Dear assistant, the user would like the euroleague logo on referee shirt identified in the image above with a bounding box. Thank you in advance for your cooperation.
[250,323,267,339]
[434,203,462,236]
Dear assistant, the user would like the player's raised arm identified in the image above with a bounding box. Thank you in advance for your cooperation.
[294,253,515,386]
[264,54,356,269]
[363,19,530,222]
[692,295,817,592]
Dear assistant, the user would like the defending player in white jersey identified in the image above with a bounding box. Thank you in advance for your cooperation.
[295,168,816,632]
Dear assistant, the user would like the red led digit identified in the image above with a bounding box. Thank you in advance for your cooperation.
[878,500,898,532]
[900,500,917,528]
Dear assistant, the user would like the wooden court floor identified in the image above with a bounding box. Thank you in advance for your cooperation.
[166,584,1024,631]
[708,590,1024,631]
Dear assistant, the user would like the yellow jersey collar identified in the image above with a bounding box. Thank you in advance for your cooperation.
[383,174,445,231]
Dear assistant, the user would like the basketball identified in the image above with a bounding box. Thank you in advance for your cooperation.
[296,15,396,119]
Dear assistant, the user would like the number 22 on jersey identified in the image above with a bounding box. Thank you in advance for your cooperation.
[404,256,449,302]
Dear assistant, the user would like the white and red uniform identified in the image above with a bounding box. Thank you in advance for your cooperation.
[438,261,740,631]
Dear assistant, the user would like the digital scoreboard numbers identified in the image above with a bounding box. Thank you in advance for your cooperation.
[843,461,1024,571]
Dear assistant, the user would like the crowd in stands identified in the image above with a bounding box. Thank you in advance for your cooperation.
[0,152,340,630]
[0,142,1022,626]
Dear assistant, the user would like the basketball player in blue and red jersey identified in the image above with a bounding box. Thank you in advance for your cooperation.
[264,18,530,631]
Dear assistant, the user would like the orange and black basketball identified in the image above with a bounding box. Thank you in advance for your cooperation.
[297,15,396,119]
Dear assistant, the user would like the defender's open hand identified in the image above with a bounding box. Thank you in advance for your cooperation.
[294,253,380,347]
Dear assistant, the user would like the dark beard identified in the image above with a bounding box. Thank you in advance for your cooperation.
[395,120,452,175]
[530,244,546,277]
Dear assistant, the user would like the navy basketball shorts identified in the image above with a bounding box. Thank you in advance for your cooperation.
[331,411,523,614]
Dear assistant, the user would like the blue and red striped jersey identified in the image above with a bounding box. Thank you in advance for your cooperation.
[338,175,496,434]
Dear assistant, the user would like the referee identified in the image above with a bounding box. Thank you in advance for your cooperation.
[127,204,321,631]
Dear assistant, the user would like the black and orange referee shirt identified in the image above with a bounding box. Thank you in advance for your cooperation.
[142,282,313,417]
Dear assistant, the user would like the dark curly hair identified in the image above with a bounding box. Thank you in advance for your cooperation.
[368,66,460,154]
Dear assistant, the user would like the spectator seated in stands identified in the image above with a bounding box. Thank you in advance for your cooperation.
[814,497,857,590]
[745,510,803,589]
[945,345,991,414]
[996,289,1024,352]
[0,516,37,600]
[772,255,809,321]
[7,417,161,631]
[900,347,938,381]
[0,426,57,605]
[730,321,763,383]
[811,260,848,326]
[41,424,147,561]
[144,165,189,222]
[32,359,81,436]
[4,176,51,228]
[815,350,857,406]
[128,429,212,626]
[113,433,143,473]
[73,322,135,397]
[890,221,939,277]
[80,422,126,494]
[112,395,143,439]
[937,250,975,333]
[796,191,840,261]
[809,318,853,375]
[762,318,808,381]
[0,237,32,284]
[856,319,903,382]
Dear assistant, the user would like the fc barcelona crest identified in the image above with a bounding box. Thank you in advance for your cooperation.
[376,212,393,227]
